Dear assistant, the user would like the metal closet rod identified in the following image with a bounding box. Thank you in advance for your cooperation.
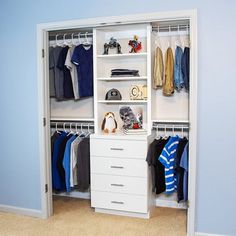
[152,24,189,31]
[49,32,93,39]
[50,122,94,128]
[152,125,189,131]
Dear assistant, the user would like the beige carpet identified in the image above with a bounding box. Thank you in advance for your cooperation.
[0,197,186,236]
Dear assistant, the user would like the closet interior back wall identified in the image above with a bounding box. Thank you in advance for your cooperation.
[151,21,190,122]
[49,29,94,120]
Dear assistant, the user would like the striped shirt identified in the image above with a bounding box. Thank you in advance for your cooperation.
[158,136,180,194]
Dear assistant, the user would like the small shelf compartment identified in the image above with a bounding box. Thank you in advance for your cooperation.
[97,76,147,81]
[97,100,147,104]
[97,52,147,58]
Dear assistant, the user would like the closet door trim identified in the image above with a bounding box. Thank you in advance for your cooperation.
[37,9,198,236]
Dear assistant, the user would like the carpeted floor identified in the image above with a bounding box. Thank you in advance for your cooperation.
[0,197,186,236]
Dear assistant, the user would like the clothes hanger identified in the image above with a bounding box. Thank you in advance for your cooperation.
[163,125,168,140]
[63,123,67,133]
[85,123,91,137]
[56,34,62,47]
[175,25,182,48]
[167,25,171,48]
[82,32,92,48]
[155,125,161,140]
[79,123,85,137]
[71,33,76,46]
[55,122,61,134]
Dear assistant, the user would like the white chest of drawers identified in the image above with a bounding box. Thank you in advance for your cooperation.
[90,134,151,219]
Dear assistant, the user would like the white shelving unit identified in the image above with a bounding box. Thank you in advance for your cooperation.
[93,24,151,134]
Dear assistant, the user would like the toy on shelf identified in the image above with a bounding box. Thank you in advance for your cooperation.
[101,112,118,133]
[119,106,142,129]
[128,35,142,53]
[103,37,122,55]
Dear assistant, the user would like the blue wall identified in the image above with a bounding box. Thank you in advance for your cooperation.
[1,0,236,235]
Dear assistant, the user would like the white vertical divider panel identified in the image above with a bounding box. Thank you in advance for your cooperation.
[93,28,98,134]
[147,24,152,135]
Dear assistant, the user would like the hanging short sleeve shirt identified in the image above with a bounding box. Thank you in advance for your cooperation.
[71,45,93,98]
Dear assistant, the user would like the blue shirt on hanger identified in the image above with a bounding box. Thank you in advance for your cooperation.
[52,131,67,191]
[71,45,93,98]
[158,135,180,194]
[62,134,78,192]
[180,142,189,201]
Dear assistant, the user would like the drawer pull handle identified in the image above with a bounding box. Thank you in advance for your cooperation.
[111,184,124,187]
[111,201,124,205]
[110,148,124,151]
[110,166,124,169]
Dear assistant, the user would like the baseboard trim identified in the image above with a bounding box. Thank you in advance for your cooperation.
[195,232,228,236]
[0,204,42,218]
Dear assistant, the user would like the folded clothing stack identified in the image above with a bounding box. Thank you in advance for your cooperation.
[111,69,140,77]
[123,128,147,135]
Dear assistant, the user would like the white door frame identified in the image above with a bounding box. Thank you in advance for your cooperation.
[37,9,198,235]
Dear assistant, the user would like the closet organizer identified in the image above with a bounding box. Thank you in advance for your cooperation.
[44,14,195,225]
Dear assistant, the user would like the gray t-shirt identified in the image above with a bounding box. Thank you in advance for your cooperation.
[65,46,80,100]
[49,46,64,99]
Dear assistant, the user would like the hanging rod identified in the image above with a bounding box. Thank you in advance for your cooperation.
[50,122,94,130]
[152,125,189,131]
[49,32,93,40]
[152,24,189,33]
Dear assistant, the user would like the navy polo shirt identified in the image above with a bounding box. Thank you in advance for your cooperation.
[71,45,93,98]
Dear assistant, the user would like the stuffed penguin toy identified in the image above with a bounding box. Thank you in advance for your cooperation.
[101,112,118,133]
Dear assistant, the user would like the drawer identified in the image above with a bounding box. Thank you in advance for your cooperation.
[90,138,147,159]
[91,191,148,213]
[91,156,147,178]
[91,174,147,195]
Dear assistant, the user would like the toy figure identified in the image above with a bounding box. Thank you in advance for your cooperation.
[101,112,118,133]
[103,37,122,54]
[128,35,142,53]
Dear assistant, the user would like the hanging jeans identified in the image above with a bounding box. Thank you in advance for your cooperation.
[174,46,184,91]
[181,47,190,91]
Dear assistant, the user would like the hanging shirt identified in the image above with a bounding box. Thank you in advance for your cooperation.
[52,131,67,191]
[70,136,83,188]
[65,46,80,100]
[153,47,164,89]
[49,46,64,99]
[146,137,169,194]
[180,142,189,201]
[56,133,73,189]
[174,137,188,202]
[57,46,74,99]
[71,45,93,98]
[77,137,90,191]
[181,47,190,91]
[62,134,78,192]
[174,46,184,91]
[163,47,174,96]
[158,136,180,194]
[49,47,56,97]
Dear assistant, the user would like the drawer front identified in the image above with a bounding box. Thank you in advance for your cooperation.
[91,156,147,178]
[91,191,148,213]
[90,138,147,159]
[91,174,147,195]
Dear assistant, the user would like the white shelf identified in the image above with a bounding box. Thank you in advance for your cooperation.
[97,100,147,104]
[97,52,147,58]
[97,76,147,81]
[152,119,189,124]
[155,193,187,209]
[50,117,95,122]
